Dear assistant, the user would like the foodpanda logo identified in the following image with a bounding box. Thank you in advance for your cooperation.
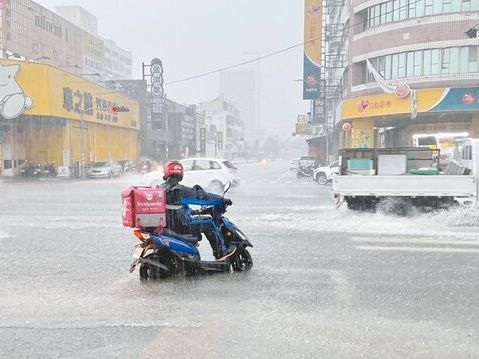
[0,64,33,119]
[146,193,153,201]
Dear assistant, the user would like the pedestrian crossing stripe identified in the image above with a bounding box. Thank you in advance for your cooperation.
[352,236,479,254]
[355,245,479,254]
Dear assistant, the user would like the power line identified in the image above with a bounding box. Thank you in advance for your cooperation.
[163,0,425,86]
[164,40,312,86]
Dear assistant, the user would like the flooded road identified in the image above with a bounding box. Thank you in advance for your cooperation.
[1,160,478,358]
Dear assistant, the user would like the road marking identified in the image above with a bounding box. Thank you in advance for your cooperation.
[355,245,479,254]
[352,236,479,247]
[272,169,292,184]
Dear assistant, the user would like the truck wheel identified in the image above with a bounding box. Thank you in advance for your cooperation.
[377,197,411,216]
[317,173,328,185]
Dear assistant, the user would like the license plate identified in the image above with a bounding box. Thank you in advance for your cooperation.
[132,246,144,259]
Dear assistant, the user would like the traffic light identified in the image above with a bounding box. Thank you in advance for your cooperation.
[111,105,130,113]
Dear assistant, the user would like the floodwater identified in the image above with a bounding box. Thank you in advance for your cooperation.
[1,161,478,358]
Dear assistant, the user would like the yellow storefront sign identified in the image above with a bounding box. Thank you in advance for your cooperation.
[0,59,139,129]
[0,59,140,168]
[341,88,447,120]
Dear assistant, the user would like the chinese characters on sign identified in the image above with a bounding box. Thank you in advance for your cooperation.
[150,58,165,114]
[62,86,121,123]
[356,98,392,114]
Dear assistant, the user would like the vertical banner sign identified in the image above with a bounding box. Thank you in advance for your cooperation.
[199,127,206,155]
[150,58,164,114]
[411,90,418,120]
[303,0,322,100]
[217,131,223,151]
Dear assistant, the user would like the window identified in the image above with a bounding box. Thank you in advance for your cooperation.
[399,0,407,19]
[210,161,221,170]
[386,1,393,22]
[182,160,194,171]
[441,48,450,73]
[380,3,387,24]
[409,0,417,17]
[378,56,386,77]
[459,47,469,73]
[416,0,425,16]
[433,0,443,13]
[385,55,392,79]
[407,52,415,77]
[425,0,434,14]
[431,49,440,74]
[414,51,423,76]
[443,0,452,12]
[398,52,407,78]
[193,160,210,171]
[469,46,478,72]
[393,0,400,21]
[392,54,399,78]
[451,0,462,11]
[449,47,459,73]
[423,50,432,76]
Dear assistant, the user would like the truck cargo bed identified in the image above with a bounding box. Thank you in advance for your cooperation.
[333,175,476,197]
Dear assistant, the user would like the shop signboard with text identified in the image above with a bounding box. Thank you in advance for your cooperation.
[0,59,139,129]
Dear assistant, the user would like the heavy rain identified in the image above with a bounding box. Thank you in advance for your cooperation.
[1,1,479,358]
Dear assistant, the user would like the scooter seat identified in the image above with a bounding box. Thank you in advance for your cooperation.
[162,228,200,244]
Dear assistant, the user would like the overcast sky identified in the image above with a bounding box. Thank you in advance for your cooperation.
[37,0,309,138]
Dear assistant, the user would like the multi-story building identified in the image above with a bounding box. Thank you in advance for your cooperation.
[199,97,244,159]
[323,0,479,159]
[56,5,132,80]
[220,70,264,151]
[0,1,131,80]
[0,0,84,73]
[102,38,132,80]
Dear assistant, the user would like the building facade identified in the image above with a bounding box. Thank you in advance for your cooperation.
[323,0,479,158]
[56,5,132,80]
[0,0,84,72]
[0,1,131,80]
[199,97,244,159]
[0,59,140,176]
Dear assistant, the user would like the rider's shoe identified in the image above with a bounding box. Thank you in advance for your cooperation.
[217,245,236,261]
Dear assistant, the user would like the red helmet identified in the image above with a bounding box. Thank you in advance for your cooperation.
[163,160,184,181]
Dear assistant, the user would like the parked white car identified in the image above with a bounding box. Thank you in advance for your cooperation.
[143,158,239,194]
[87,161,122,178]
[313,160,340,185]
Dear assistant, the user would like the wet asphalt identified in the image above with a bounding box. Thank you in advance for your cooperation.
[1,160,479,358]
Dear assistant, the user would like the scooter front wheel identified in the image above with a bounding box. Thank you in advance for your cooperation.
[232,248,253,271]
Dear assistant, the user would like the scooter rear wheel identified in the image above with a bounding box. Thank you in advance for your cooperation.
[141,253,179,279]
[232,248,253,271]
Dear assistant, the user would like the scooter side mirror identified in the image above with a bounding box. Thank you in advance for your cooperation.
[223,181,231,194]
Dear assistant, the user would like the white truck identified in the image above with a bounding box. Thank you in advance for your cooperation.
[332,139,479,213]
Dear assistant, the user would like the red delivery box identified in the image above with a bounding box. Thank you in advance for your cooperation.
[121,186,166,229]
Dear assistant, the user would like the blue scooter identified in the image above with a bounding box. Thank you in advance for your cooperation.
[129,184,253,279]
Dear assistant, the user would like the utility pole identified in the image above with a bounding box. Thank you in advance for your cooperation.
[80,109,85,178]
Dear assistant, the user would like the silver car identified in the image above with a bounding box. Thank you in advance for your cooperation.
[87,161,122,178]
